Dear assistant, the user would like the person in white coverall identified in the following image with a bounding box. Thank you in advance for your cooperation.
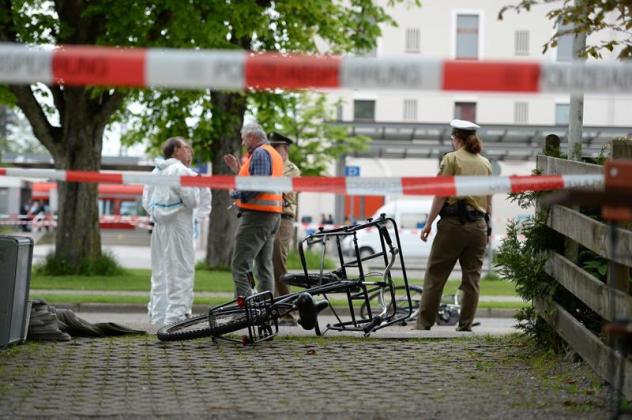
[142,137,201,326]
[183,147,212,247]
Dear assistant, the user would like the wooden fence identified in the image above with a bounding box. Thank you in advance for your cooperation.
[535,139,632,397]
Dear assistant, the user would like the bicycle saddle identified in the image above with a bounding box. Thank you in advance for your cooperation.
[281,272,340,288]
[295,293,329,330]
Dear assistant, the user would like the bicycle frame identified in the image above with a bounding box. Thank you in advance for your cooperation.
[206,215,415,344]
[296,215,414,335]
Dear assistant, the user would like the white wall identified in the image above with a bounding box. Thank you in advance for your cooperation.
[330,0,632,124]
[304,0,629,235]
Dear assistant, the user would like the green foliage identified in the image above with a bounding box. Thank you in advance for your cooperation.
[495,213,562,301]
[117,0,414,163]
[498,0,632,59]
[253,92,369,175]
[507,169,544,210]
[35,251,125,276]
[0,87,16,106]
[496,184,606,350]
[579,249,608,280]
[495,212,566,349]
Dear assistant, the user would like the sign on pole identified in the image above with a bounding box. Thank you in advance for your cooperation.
[344,166,360,177]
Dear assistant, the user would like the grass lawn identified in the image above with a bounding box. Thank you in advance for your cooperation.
[32,269,517,296]
[31,269,234,292]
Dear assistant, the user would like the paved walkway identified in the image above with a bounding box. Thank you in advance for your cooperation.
[0,333,607,419]
[74,312,520,338]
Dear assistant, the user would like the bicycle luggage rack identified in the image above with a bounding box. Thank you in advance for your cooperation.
[297,215,414,336]
[209,291,278,345]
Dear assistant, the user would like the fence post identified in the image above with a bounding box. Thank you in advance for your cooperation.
[609,139,632,294]
[544,134,561,158]
[543,134,580,263]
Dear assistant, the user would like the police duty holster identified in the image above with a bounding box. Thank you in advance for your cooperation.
[440,200,485,224]
[439,200,492,236]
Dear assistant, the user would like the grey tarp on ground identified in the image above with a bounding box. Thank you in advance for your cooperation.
[27,300,145,341]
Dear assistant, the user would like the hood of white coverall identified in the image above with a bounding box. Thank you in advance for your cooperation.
[147,158,197,225]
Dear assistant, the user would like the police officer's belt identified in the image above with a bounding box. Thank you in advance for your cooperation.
[440,201,486,224]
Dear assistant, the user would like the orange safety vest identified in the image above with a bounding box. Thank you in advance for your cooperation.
[236,144,283,213]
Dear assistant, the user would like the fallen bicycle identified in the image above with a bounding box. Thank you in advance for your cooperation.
[157,215,458,344]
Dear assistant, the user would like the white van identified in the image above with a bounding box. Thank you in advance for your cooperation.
[341,199,437,260]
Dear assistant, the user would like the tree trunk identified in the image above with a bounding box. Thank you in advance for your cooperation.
[205,91,247,269]
[54,89,106,267]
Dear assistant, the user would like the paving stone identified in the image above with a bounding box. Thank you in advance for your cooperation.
[0,336,609,419]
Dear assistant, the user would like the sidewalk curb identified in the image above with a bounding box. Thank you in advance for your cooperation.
[56,303,518,319]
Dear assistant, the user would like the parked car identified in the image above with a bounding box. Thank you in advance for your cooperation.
[340,199,502,261]
[340,199,437,260]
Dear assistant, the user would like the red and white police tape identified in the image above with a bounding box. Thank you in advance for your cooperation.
[2,43,632,94]
[0,167,604,197]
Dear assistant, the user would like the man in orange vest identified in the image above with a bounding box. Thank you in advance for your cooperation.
[224,121,283,297]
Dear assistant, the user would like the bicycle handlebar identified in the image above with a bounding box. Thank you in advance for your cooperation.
[378,225,392,246]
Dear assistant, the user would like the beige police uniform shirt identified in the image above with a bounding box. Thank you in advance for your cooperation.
[282,160,301,218]
[438,147,492,213]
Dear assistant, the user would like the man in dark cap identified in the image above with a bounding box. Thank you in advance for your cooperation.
[269,132,302,326]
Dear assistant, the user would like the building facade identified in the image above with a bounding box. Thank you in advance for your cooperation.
[298,0,632,232]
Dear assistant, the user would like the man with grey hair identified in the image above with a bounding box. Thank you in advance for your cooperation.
[224,121,283,297]
[143,137,200,326]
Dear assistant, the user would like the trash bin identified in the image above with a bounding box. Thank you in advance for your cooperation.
[0,236,33,348]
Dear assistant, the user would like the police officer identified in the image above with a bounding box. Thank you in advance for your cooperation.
[269,132,301,326]
[416,119,492,332]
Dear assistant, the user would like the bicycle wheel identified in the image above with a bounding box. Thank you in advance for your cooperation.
[208,308,250,337]
[157,314,213,341]
[281,272,340,288]
[360,285,422,320]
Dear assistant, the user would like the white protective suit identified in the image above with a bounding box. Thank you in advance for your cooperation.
[142,158,199,326]
[186,167,212,243]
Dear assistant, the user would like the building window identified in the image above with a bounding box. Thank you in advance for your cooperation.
[456,14,479,59]
[403,99,417,121]
[515,30,529,56]
[514,102,528,124]
[556,22,574,62]
[454,102,477,122]
[353,100,375,121]
[555,103,570,125]
[405,28,420,53]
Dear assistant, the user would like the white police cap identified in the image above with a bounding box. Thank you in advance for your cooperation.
[450,119,480,131]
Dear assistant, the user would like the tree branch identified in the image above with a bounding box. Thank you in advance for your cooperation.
[50,86,66,123]
[93,90,127,127]
[0,0,17,42]
[9,85,61,157]
[147,9,173,43]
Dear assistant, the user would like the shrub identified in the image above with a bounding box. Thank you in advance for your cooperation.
[35,251,125,276]
[495,213,566,348]
[495,204,603,350]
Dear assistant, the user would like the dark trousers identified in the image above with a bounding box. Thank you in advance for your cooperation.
[232,210,281,297]
[417,217,487,330]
